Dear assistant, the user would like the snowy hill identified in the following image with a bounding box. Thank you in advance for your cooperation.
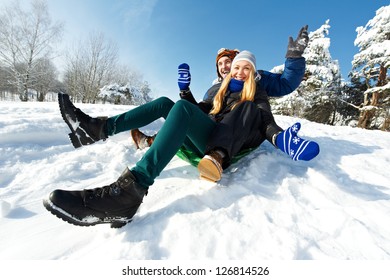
[0,100,390,262]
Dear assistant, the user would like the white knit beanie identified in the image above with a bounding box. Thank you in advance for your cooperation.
[231,50,256,71]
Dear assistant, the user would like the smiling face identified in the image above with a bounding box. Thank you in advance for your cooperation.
[217,56,233,79]
[230,60,253,81]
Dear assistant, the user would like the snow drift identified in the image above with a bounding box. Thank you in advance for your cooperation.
[0,101,389,260]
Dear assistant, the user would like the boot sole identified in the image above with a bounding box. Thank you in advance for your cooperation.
[58,93,83,148]
[197,155,222,182]
[43,198,131,228]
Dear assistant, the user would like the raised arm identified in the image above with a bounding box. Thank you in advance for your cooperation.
[259,25,309,97]
[178,63,213,114]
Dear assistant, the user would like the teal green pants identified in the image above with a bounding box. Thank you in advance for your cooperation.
[106,97,215,188]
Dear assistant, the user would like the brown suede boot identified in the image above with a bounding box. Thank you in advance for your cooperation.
[131,129,156,149]
[198,150,224,182]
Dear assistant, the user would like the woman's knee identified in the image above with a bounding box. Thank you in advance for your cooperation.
[175,99,192,107]
[172,99,195,112]
[155,96,175,108]
[153,96,175,118]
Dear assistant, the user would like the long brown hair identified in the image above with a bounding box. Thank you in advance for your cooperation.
[210,67,257,115]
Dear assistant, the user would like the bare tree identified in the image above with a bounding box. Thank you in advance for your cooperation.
[64,32,118,103]
[0,0,63,101]
[30,58,58,101]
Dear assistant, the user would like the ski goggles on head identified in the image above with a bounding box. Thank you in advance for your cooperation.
[216,48,240,63]
[217,48,240,54]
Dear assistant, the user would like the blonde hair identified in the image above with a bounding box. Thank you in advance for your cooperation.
[210,68,257,115]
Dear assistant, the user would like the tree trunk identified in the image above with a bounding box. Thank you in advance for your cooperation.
[377,64,387,87]
[358,64,388,129]
[358,108,375,129]
[37,91,44,102]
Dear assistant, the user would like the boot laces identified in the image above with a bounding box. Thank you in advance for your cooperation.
[85,182,122,200]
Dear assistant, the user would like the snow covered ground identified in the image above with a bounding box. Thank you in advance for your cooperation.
[0,100,390,266]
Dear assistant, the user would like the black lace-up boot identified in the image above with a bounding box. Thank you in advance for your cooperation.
[58,92,108,148]
[43,168,148,228]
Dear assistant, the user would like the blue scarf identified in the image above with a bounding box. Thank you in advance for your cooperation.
[228,79,244,92]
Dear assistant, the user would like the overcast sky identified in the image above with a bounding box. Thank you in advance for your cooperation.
[1,0,388,101]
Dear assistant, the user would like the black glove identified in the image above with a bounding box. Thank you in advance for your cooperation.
[285,25,309,58]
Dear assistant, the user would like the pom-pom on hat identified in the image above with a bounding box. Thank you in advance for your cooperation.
[231,50,256,71]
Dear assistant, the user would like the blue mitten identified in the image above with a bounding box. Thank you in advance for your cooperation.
[178,63,191,91]
[276,122,319,161]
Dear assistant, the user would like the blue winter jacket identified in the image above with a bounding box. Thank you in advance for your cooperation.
[256,57,305,97]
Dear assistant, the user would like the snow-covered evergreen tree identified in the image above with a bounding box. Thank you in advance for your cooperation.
[99,81,152,105]
[271,21,342,125]
[350,5,390,131]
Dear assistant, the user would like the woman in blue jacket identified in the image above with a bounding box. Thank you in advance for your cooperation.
[43,27,319,228]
